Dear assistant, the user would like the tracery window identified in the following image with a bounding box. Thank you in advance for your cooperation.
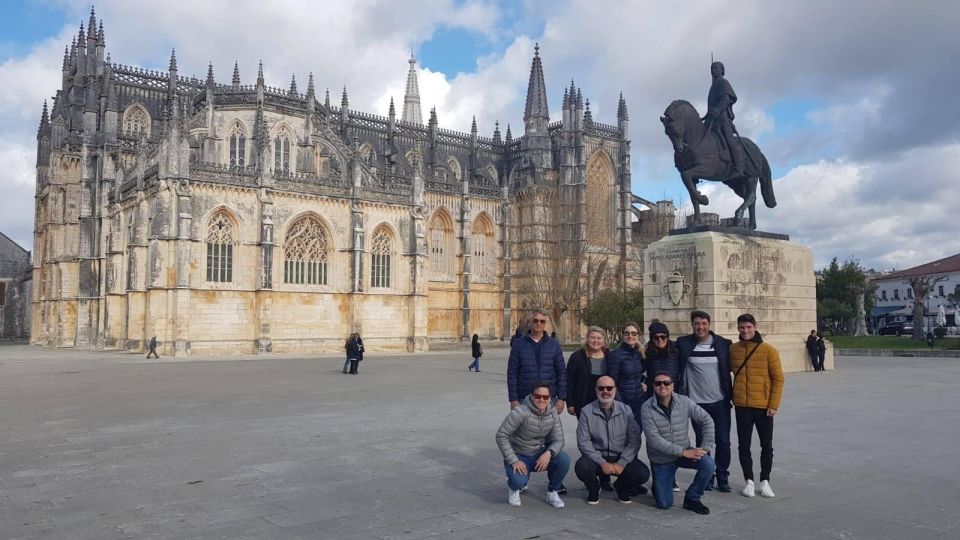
[284,216,329,285]
[123,105,151,137]
[274,130,291,174]
[586,151,615,249]
[472,216,495,283]
[229,123,246,168]
[370,227,393,289]
[429,211,454,280]
[206,211,234,283]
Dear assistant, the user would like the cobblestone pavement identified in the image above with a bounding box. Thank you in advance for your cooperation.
[1,343,958,539]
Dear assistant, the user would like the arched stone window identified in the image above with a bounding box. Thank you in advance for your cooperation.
[206,210,235,282]
[472,214,495,283]
[586,151,616,249]
[123,105,151,137]
[447,156,462,181]
[370,226,393,289]
[428,210,454,280]
[274,128,291,174]
[284,215,329,285]
[229,123,246,168]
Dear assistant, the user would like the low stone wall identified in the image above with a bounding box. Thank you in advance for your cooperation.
[835,349,960,358]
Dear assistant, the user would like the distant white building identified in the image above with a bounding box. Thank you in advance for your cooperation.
[871,253,960,331]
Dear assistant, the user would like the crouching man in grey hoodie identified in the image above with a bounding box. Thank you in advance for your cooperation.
[640,371,716,514]
[496,381,570,508]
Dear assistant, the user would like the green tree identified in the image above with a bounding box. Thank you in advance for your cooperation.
[816,258,875,335]
[582,288,644,343]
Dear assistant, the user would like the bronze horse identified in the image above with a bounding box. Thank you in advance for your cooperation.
[661,100,776,229]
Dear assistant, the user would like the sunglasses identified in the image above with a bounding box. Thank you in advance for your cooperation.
[653,380,673,387]
[595,385,615,392]
[653,334,668,341]
[532,318,547,324]
[623,331,638,336]
[532,394,551,401]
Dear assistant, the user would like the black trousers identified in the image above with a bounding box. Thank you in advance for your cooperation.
[807,349,819,371]
[349,359,360,374]
[575,455,650,493]
[816,352,826,372]
[735,406,774,482]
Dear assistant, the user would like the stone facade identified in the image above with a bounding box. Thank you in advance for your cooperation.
[643,231,832,373]
[31,12,669,356]
[0,232,32,339]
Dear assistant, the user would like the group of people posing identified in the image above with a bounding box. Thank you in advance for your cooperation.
[496,309,785,514]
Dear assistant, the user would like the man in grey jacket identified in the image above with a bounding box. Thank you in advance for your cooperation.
[640,371,716,514]
[575,376,651,505]
[496,382,570,508]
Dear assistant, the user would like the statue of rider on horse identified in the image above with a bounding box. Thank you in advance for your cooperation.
[661,61,776,230]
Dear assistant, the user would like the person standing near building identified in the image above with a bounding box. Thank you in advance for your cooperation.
[608,322,646,422]
[676,311,733,493]
[730,314,784,498]
[469,334,483,372]
[507,309,566,414]
[495,381,570,508]
[566,327,609,418]
[816,332,826,373]
[344,333,361,374]
[805,330,819,372]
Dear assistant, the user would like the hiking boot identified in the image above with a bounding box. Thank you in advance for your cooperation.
[682,497,710,515]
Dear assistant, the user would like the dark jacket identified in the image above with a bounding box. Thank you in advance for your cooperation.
[676,332,733,403]
[806,335,818,355]
[643,341,680,400]
[608,342,645,404]
[346,339,361,360]
[471,341,483,358]
[507,334,567,402]
[356,337,365,361]
[816,337,826,355]
[566,348,607,415]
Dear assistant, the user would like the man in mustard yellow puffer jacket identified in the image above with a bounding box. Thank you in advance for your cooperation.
[729,313,784,499]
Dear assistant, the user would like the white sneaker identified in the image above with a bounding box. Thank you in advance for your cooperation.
[740,480,755,498]
[545,490,565,508]
[508,488,521,506]
[758,480,775,498]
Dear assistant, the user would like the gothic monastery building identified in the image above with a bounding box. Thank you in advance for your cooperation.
[32,10,671,355]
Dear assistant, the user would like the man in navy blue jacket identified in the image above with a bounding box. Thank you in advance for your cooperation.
[676,310,733,493]
[508,309,567,414]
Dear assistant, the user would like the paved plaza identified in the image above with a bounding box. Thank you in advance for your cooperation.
[1,343,958,539]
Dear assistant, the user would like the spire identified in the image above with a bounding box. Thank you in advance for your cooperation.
[428,106,438,128]
[617,92,629,120]
[388,96,395,118]
[523,43,549,122]
[341,86,349,109]
[98,21,104,46]
[168,49,178,72]
[562,87,569,110]
[505,123,513,142]
[576,88,583,109]
[402,54,423,124]
[39,100,49,132]
[206,62,215,86]
[324,88,330,108]
[62,46,69,71]
[256,61,264,87]
[77,22,85,45]
[288,74,298,96]
[232,61,240,87]
[88,7,97,40]
[584,99,593,125]
[471,116,478,135]
[493,121,501,144]
[306,72,315,96]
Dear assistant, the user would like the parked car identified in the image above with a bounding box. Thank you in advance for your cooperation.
[878,321,914,336]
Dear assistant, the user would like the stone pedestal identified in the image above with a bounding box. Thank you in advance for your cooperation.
[643,231,833,373]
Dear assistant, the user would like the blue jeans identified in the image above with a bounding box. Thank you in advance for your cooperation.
[697,400,731,483]
[469,357,480,371]
[650,455,716,509]
[503,450,571,492]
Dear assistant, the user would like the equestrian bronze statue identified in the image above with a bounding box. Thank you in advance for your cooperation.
[660,62,776,230]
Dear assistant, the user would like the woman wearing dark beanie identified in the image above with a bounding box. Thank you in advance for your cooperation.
[643,320,680,400]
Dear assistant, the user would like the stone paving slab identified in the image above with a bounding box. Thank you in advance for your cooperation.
[1,343,959,539]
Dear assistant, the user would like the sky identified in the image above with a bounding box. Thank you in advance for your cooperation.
[0,0,957,272]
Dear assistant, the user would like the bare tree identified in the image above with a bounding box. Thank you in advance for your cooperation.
[905,274,948,340]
